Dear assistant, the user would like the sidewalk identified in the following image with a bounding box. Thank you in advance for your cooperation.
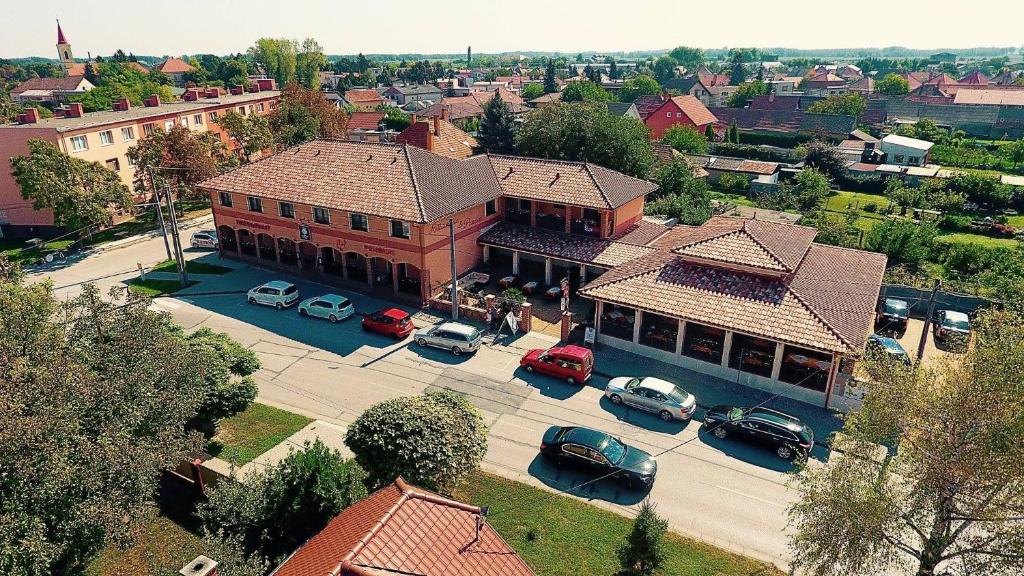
[95,213,213,253]
[203,419,351,481]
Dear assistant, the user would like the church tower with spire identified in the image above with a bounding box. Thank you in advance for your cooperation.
[56,20,74,75]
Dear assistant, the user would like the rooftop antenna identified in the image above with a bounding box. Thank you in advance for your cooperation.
[461,505,489,552]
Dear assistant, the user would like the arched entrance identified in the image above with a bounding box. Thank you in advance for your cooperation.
[369,257,393,289]
[298,242,318,270]
[345,252,367,282]
[238,229,256,257]
[218,225,238,253]
[396,263,422,296]
[256,233,276,261]
[278,238,298,266]
[321,247,343,277]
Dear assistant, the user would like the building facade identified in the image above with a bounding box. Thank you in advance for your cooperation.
[644,95,718,139]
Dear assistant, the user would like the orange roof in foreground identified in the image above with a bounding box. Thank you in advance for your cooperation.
[273,477,536,576]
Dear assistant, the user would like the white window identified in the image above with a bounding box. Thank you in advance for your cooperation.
[99,130,114,145]
[121,126,135,141]
[164,120,175,131]
[209,111,219,122]
[666,111,671,117]
[181,116,189,128]
[143,123,155,136]
[127,155,137,167]
[257,103,265,113]
[194,114,203,125]
[676,112,682,118]
[70,135,88,151]
[238,106,246,115]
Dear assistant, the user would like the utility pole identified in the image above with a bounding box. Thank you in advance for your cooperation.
[917,279,941,361]
[163,186,189,288]
[449,218,458,321]
[147,168,172,261]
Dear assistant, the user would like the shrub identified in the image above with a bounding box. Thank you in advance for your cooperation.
[717,172,750,193]
[934,242,1002,275]
[864,219,937,267]
[501,287,525,303]
[863,202,878,213]
[617,500,668,576]
[345,390,488,492]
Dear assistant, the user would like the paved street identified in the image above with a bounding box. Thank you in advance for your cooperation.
[28,221,834,570]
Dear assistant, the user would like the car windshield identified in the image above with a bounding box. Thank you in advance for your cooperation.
[338,298,350,307]
[667,388,689,404]
[399,317,410,326]
[944,317,969,330]
[600,437,626,464]
[466,328,480,340]
[283,285,297,295]
[727,407,745,422]
[884,300,908,316]
[624,378,642,389]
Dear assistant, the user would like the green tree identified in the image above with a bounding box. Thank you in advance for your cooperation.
[661,124,708,154]
[125,124,223,199]
[727,80,769,107]
[864,219,936,267]
[0,280,207,575]
[802,140,848,181]
[728,63,748,86]
[1002,138,1024,168]
[83,61,98,85]
[180,327,260,433]
[668,46,705,70]
[516,102,655,179]
[560,80,615,103]
[217,111,275,163]
[11,139,133,231]
[875,73,910,95]
[807,93,867,117]
[617,500,668,576]
[945,171,1013,208]
[728,121,740,144]
[295,38,327,89]
[704,123,716,140]
[788,309,1024,576]
[645,159,712,225]
[520,83,545,100]
[543,58,558,94]
[618,74,661,103]
[199,439,367,563]
[269,83,349,147]
[344,390,488,492]
[653,56,678,84]
[792,167,831,211]
[478,91,517,154]
[803,208,860,248]
[247,38,297,86]
[377,104,411,131]
[884,179,927,216]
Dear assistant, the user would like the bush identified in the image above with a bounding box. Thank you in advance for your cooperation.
[199,439,367,563]
[864,219,937,267]
[717,172,750,193]
[863,202,878,213]
[181,327,261,433]
[617,500,668,576]
[502,287,525,303]
[345,390,488,492]
[661,124,709,154]
[934,242,1006,275]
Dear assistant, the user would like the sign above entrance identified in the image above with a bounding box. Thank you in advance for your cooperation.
[299,224,311,241]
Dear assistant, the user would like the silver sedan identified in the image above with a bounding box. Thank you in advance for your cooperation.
[604,376,697,421]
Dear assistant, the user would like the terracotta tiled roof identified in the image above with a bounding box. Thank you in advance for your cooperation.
[609,219,671,246]
[65,63,87,77]
[687,155,780,176]
[274,478,535,576]
[487,155,657,210]
[710,107,803,133]
[479,222,655,268]
[10,76,89,95]
[666,95,718,126]
[347,112,385,131]
[633,94,666,119]
[848,76,875,91]
[661,216,816,273]
[345,89,384,104]
[198,140,501,223]
[954,89,1024,106]
[395,119,478,159]
[156,57,194,74]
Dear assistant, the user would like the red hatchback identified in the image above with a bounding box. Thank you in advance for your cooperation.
[520,345,594,385]
[362,308,414,339]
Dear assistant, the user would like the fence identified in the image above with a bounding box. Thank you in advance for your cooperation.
[879,284,992,318]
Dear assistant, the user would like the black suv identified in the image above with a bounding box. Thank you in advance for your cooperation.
[703,405,814,459]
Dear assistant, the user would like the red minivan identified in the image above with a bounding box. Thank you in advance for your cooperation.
[520,345,594,385]
[362,308,414,339]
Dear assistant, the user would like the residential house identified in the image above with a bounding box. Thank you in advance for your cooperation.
[9,76,94,103]
[1,85,280,236]
[418,89,527,121]
[344,89,385,111]
[155,57,195,86]
[606,102,640,119]
[848,76,875,95]
[959,71,989,86]
[383,84,443,107]
[633,94,667,119]
[271,478,536,576]
[879,134,934,166]
[953,89,1024,107]
[644,95,718,139]
[802,73,848,96]
[345,111,387,142]
[394,113,478,159]
[529,92,562,108]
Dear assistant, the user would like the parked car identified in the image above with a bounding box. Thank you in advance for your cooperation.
[876,298,910,331]
[298,293,354,323]
[520,345,594,384]
[702,405,814,460]
[415,322,483,356]
[540,425,657,488]
[604,376,697,421]
[247,281,299,309]
[934,310,970,343]
[362,307,414,339]
[866,334,912,366]
[190,230,219,249]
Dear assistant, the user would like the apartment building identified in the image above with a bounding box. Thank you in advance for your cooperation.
[0,83,280,236]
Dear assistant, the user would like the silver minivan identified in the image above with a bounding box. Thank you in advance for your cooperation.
[414,322,483,356]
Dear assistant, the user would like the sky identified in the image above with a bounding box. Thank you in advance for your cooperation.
[3,0,1023,59]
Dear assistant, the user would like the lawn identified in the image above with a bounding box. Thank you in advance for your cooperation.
[151,259,232,275]
[825,190,891,215]
[85,515,203,576]
[936,232,1019,249]
[207,403,313,466]
[709,189,756,207]
[453,471,782,576]
[128,278,199,296]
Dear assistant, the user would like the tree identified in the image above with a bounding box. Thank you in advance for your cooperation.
[645,159,712,225]
[247,38,297,86]
[618,74,661,103]
[802,140,848,181]
[728,121,740,144]
[11,139,133,231]
[520,83,544,100]
[269,83,348,147]
[544,58,558,94]
[344,390,488,492]
[864,219,936,267]
[729,62,748,86]
[180,327,260,433]
[125,124,223,199]
[1002,138,1024,168]
[516,102,655,179]
[617,500,668,576]
[477,91,517,154]
[791,167,832,212]
[727,80,769,107]
[661,124,708,154]
[876,73,910,95]
[608,58,619,80]
[560,80,615,103]
[704,123,716,140]
[653,56,678,85]
[945,171,1013,209]
[0,280,207,574]
[199,439,367,563]
[376,104,411,131]
[217,111,275,163]
[668,46,705,70]
[788,309,1024,576]
[83,61,98,85]
[807,93,867,117]
[884,179,927,216]
[802,208,860,248]
[295,38,327,89]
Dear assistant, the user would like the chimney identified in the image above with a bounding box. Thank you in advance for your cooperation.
[247,83,258,93]
[440,107,449,121]
[179,556,218,576]
[113,96,131,111]
[18,108,40,124]
[230,85,244,96]
[256,78,275,91]
[143,94,161,107]
[66,103,84,118]
[183,88,200,102]
[205,87,220,98]
[433,115,441,138]
[410,114,417,125]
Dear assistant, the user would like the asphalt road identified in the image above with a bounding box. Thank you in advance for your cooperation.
[29,223,812,570]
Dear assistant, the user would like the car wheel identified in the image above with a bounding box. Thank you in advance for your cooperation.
[566,376,576,385]
[328,314,338,323]
[451,346,462,356]
[416,338,427,347]
[524,364,534,372]
[777,445,794,460]
[609,394,623,405]
[712,427,728,439]
[275,302,284,310]
[659,410,673,422]
[248,297,257,305]
[299,308,308,316]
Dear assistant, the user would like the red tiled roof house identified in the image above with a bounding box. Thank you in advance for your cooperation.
[644,95,718,139]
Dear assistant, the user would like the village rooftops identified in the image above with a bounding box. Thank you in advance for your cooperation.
[488,154,659,210]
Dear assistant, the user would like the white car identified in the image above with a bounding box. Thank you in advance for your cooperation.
[190,230,219,249]
[604,376,697,421]
[298,293,355,323]
[414,322,483,355]
[247,281,300,309]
